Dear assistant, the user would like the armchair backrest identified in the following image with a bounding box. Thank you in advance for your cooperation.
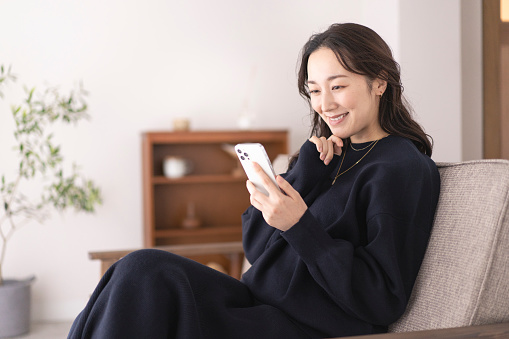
[389,160,509,332]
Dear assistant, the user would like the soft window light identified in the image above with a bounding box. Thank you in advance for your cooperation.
[502,0,509,22]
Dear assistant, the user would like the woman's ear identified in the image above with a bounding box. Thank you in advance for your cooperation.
[373,77,387,96]
[373,70,388,96]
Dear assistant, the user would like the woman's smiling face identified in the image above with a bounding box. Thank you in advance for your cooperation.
[306,47,387,143]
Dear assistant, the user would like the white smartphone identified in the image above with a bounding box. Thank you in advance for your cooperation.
[235,143,280,196]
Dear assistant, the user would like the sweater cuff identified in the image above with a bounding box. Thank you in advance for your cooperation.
[285,140,339,195]
[295,140,332,171]
[281,209,337,261]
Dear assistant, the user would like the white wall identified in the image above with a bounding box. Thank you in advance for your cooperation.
[398,0,483,161]
[0,0,481,321]
[399,0,462,161]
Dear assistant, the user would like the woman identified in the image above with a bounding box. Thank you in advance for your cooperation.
[68,23,440,339]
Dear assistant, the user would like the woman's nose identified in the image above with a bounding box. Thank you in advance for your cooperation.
[321,90,337,113]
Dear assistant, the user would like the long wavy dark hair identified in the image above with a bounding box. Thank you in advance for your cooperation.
[297,23,433,157]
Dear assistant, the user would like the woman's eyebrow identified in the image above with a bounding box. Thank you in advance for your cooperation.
[307,74,348,84]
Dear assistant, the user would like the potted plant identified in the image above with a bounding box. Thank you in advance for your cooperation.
[0,65,102,338]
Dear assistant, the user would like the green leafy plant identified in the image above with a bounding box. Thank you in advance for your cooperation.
[0,65,102,285]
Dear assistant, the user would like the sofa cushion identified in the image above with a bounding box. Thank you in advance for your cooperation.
[389,160,509,332]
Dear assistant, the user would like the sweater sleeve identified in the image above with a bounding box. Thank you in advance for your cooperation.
[281,161,439,325]
[242,140,338,264]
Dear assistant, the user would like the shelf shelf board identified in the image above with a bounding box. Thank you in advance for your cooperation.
[152,174,247,185]
[144,130,288,144]
[155,225,242,239]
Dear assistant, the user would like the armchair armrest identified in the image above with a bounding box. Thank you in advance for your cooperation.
[89,241,244,279]
[338,321,509,339]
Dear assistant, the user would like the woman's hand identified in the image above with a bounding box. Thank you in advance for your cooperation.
[246,162,307,232]
[309,135,344,165]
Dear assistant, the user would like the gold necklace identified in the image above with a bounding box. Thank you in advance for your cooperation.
[332,139,380,185]
[350,140,376,151]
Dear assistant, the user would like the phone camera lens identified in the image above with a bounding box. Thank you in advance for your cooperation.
[237,149,242,153]
[244,153,249,157]
[240,156,245,160]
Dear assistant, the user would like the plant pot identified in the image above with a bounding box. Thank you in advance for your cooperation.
[0,276,35,338]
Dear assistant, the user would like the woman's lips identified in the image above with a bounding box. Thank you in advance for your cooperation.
[328,112,348,125]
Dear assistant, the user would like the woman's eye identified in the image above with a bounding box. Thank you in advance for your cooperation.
[309,89,320,95]
[332,85,343,90]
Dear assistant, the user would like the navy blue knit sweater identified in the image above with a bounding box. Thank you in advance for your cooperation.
[241,135,440,338]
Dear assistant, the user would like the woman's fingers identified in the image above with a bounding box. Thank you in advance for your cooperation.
[323,139,335,165]
[319,137,331,162]
[275,175,297,199]
[329,135,344,156]
[309,135,323,152]
[253,162,279,192]
[309,136,335,165]
[246,166,307,231]
[246,180,264,210]
[247,162,282,201]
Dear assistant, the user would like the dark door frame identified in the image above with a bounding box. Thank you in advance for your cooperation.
[483,0,509,159]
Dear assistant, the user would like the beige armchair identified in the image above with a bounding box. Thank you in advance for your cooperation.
[342,160,509,338]
[391,160,509,330]
[91,160,509,338]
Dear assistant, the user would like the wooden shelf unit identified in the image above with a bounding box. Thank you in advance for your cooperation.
[142,130,288,250]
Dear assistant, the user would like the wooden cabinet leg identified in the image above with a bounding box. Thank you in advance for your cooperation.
[101,259,117,277]
[229,253,243,280]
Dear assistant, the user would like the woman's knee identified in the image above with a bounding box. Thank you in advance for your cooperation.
[112,249,183,278]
